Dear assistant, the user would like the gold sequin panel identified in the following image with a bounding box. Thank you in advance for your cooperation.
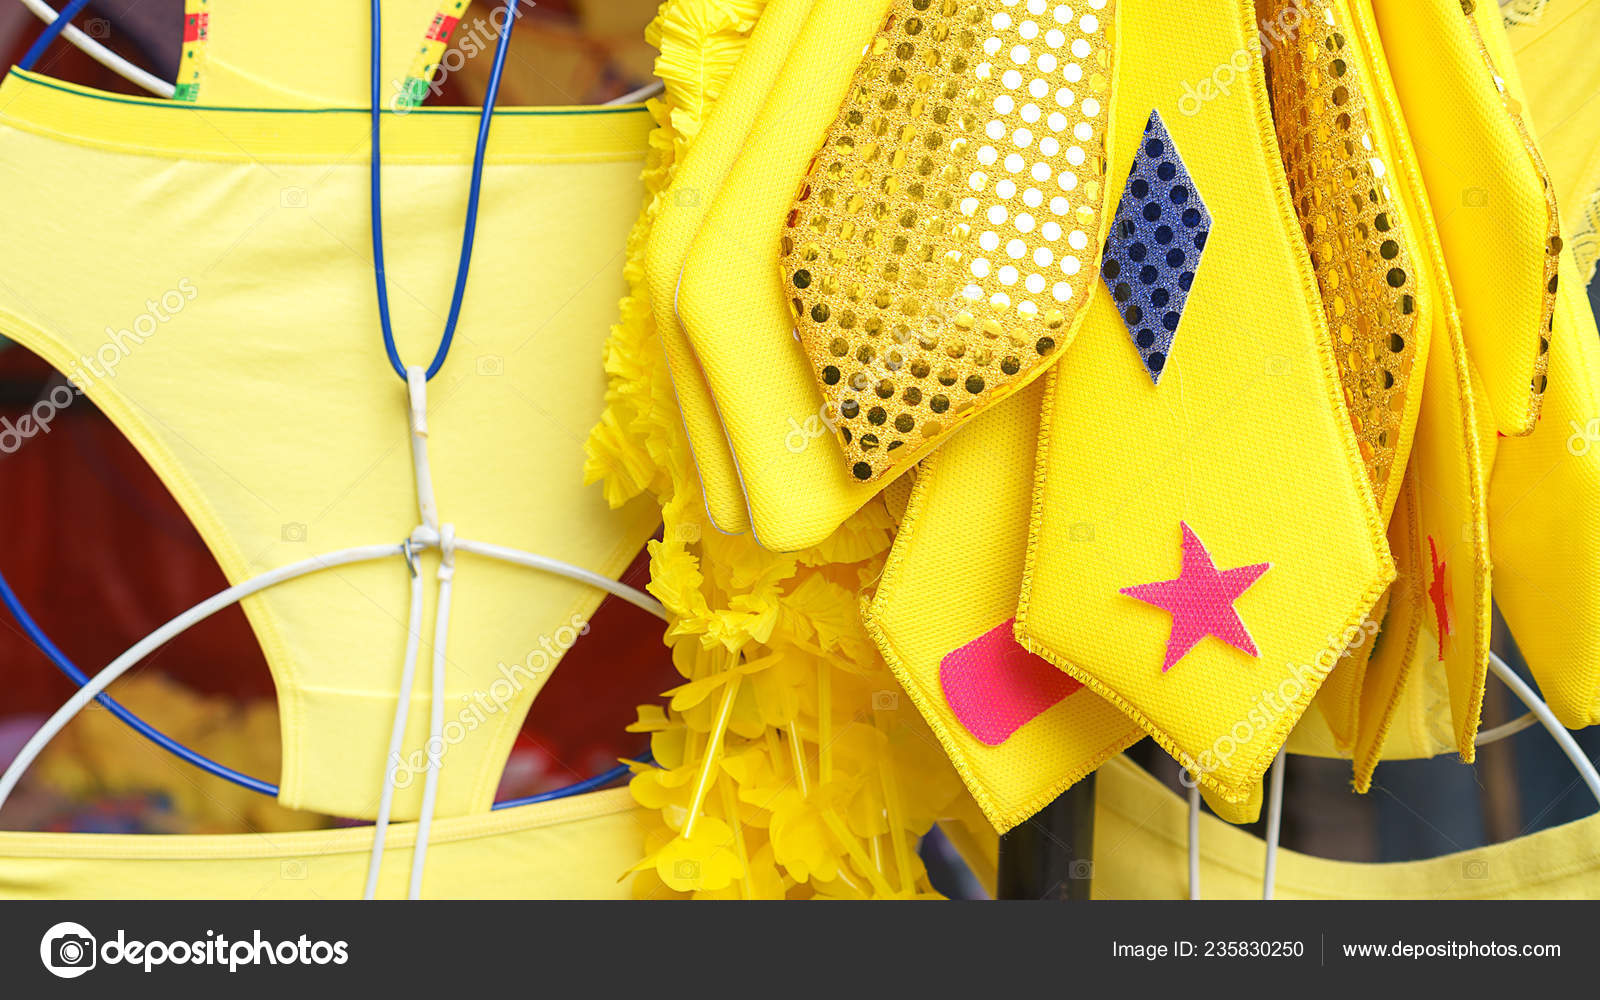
[1262,0,1418,502]
[781,0,1115,482]
[1460,0,1560,414]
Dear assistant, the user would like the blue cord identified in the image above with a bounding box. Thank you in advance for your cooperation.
[0,0,645,813]
[0,557,646,805]
[0,566,279,796]
[16,0,95,72]
[370,0,520,381]
[491,752,653,810]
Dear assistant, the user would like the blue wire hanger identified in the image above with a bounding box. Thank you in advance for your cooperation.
[0,0,645,812]
[15,0,93,71]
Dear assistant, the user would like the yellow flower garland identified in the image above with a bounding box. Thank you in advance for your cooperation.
[584,0,965,899]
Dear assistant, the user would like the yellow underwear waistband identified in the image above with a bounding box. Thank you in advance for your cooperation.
[0,68,653,164]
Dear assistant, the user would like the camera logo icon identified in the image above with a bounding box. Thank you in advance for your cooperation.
[871,690,900,712]
[40,921,97,979]
[280,187,308,208]
[281,522,309,543]
[1462,858,1489,879]
[476,355,504,376]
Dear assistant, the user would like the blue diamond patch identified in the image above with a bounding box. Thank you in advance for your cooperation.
[1101,110,1211,384]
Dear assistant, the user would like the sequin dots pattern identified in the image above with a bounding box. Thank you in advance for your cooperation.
[782,0,1116,482]
[1261,0,1417,497]
[1101,110,1211,384]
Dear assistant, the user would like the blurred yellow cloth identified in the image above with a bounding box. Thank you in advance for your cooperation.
[1093,755,1600,899]
[0,788,646,899]
[32,676,319,835]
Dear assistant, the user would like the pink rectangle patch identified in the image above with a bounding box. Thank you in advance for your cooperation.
[939,618,1082,746]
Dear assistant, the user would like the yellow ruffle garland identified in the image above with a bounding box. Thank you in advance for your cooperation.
[585,0,965,899]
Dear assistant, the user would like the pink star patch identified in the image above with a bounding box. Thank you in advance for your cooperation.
[1120,521,1271,672]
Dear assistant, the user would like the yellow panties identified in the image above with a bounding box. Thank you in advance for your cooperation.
[863,382,1141,833]
[646,0,812,535]
[1015,0,1393,810]
[0,70,660,820]
[0,788,645,899]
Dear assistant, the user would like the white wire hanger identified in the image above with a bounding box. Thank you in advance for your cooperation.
[0,369,669,900]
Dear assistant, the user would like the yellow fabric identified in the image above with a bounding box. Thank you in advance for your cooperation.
[0,789,646,899]
[677,0,897,552]
[1354,0,1495,760]
[1490,250,1600,729]
[779,0,1117,485]
[0,70,661,820]
[586,0,964,900]
[1093,755,1600,899]
[863,383,1141,833]
[1312,587,1388,757]
[198,0,448,107]
[1370,0,1558,438]
[1200,776,1264,828]
[1258,0,1428,524]
[645,0,811,534]
[1349,468,1433,782]
[1014,0,1393,809]
[1257,0,1434,765]
[1505,0,1600,283]
[1284,470,1460,775]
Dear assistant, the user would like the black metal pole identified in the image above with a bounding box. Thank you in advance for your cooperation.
[995,773,1096,900]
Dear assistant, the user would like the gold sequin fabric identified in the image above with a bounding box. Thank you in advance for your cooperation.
[781,0,1115,482]
[1262,0,1417,501]
[1461,0,1560,410]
